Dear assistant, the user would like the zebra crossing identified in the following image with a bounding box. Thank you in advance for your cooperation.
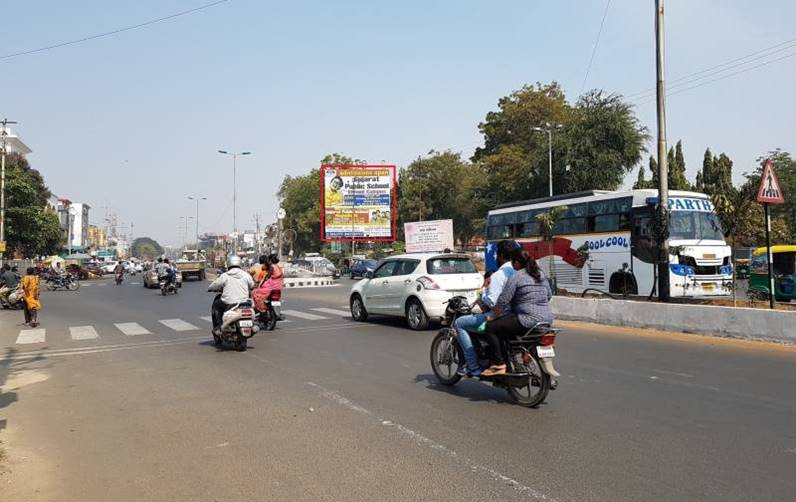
[8,305,354,346]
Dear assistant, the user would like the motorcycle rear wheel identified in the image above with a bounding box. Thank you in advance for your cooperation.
[430,329,463,386]
[67,280,80,291]
[265,307,277,331]
[506,352,550,408]
[235,337,247,352]
[46,280,56,291]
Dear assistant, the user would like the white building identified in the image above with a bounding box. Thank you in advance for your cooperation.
[47,197,90,251]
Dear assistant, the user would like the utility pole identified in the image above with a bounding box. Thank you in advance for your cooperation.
[217,150,251,252]
[532,124,563,197]
[655,0,670,301]
[254,213,261,256]
[187,196,206,248]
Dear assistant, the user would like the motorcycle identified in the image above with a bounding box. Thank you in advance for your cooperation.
[115,271,124,285]
[1,284,24,310]
[45,272,80,291]
[212,295,255,351]
[160,277,178,295]
[429,296,560,408]
[252,289,283,333]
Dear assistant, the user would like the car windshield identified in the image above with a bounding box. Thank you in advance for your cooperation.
[362,260,378,267]
[669,212,724,241]
[426,257,477,274]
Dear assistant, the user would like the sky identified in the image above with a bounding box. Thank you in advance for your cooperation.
[3,0,795,246]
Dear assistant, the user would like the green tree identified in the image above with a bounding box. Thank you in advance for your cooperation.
[667,140,692,191]
[749,150,795,240]
[131,237,165,260]
[397,151,483,248]
[3,153,62,256]
[633,156,658,190]
[695,148,733,196]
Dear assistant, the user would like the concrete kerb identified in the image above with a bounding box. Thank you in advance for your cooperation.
[551,296,796,344]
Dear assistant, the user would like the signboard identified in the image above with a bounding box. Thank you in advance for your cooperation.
[0,241,5,253]
[405,219,454,253]
[756,159,785,204]
[320,165,396,242]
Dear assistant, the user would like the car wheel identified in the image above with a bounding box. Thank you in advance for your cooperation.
[350,294,368,322]
[406,298,429,330]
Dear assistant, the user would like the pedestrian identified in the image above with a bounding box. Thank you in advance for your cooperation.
[21,267,41,327]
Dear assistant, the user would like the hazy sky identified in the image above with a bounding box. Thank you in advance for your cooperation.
[3,0,794,246]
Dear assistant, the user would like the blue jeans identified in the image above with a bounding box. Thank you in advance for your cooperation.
[453,313,486,372]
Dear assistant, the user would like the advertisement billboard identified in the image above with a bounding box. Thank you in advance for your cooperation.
[320,165,396,242]
[404,219,454,253]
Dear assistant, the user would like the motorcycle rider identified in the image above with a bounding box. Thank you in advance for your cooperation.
[453,240,520,377]
[113,261,125,282]
[0,264,20,307]
[164,258,177,287]
[207,255,254,335]
[155,257,170,282]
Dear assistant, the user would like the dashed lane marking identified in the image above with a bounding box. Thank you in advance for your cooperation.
[115,322,151,336]
[70,325,99,340]
[158,319,199,331]
[282,310,328,321]
[200,316,212,322]
[16,328,46,344]
[311,307,351,317]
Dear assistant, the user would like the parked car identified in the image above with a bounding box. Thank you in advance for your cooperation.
[350,259,378,279]
[143,269,182,289]
[349,253,483,330]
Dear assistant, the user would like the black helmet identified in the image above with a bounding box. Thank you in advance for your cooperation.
[446,296,471,315]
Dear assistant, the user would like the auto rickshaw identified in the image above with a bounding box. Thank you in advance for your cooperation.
[735,258,751,279]
[748,245,796,302]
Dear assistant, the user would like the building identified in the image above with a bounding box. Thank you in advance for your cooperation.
[87,225,106,251]
[47,197,91,251]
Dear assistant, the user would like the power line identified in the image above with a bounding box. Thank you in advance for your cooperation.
[627,35,796,100]
[580,0,612,96]
[0,0,229,61]
[634,50,796,105]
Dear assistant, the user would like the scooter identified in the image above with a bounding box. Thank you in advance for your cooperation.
[1,285,24,310]
[160,278,178,295]
[212,296,255,351]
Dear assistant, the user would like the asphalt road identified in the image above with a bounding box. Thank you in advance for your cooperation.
[1,276,795,501]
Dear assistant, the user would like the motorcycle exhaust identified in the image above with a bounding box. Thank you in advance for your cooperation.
[539,358,560,378]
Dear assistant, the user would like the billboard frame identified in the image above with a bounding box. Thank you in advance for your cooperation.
[320,164,397,243]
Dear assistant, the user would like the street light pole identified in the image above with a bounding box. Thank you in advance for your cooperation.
[187,196,206,248]
[532,123,562,197]
[217,150,251,250]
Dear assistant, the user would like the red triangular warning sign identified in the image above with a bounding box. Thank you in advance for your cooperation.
[756,159,785,204]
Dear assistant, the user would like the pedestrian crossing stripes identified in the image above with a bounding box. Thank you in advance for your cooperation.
[6,307,353,346]
[282,310,328,321]
[158,319,199,332]
[70,325,99,340]
[16,328,46,344]
[115,322,151,336]
[311,308,351,317]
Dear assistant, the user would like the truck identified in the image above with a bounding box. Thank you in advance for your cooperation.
[175,249,207,281]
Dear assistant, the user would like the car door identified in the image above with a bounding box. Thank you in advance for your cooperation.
[362,261,397,313]
[382,259,421,313]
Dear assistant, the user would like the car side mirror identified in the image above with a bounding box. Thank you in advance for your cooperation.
[365,271,374,279]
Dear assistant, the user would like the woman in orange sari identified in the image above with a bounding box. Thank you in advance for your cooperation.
[21,267,41,327]
[252,254,283,312]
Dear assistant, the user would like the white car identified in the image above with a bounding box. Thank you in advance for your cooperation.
[349,253,483,330]
[101,261,119,274]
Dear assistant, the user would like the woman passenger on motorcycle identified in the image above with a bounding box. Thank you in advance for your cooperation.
[252,254,284,312]
[481,251,553,377]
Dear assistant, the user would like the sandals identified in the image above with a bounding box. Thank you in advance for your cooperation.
[481,365,506,377]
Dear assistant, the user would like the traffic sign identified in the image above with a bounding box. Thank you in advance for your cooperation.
[756,159,785,204]
[0,241,5,253]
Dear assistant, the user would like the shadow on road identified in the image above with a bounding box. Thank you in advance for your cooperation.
[414,373,513,405]
[0,348,47,433]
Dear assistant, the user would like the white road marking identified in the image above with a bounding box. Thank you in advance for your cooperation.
[200,316,212,322]
[70,325,99,340]
[130,282,141,285]
[97,283,107,287]
[282,310,328,321]
[115,322,151,336]
[311,307,351,317]
[158,319,199,331]
[305,382,557,501]
[16,328,46,344]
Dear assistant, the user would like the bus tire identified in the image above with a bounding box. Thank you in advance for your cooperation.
[609,272,638,296]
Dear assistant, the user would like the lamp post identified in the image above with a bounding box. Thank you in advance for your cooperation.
[217,150,251,242]
[179,216,194,250]
[1,119,31,266]
[187,196,207,248]
[532,123,563,197]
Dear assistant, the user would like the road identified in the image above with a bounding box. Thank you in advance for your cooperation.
[1,276,795,501]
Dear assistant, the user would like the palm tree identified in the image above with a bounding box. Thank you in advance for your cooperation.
[535,206,568,290]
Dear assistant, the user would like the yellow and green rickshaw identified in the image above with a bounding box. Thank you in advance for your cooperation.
[748,245,796,302]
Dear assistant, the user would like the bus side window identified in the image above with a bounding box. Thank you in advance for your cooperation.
[633,210,653,242]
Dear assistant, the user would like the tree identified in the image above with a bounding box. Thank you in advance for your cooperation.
[750,150,796,240]
[397,151,483,248]
[3,153,62,257]
[695,148,733,196]
[473,84,647,204]
[131,237,164,260]
[667,140,692,191]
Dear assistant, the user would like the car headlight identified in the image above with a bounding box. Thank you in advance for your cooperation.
[670,264,695,277]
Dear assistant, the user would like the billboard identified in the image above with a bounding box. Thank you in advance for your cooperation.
[320,165,396,242]
[404,219,454,253]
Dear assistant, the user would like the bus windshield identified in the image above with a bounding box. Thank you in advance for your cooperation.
[669,211,724,241]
